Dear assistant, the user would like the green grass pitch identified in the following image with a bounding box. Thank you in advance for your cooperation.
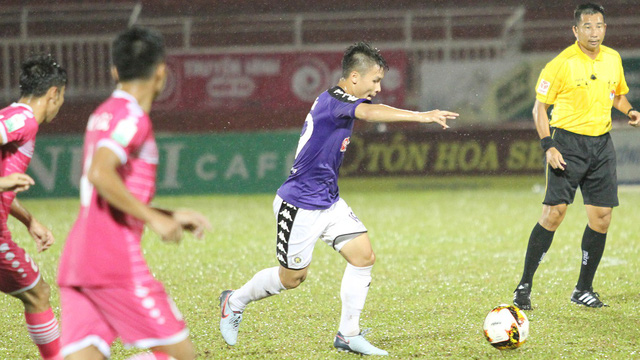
[1,176,639,359]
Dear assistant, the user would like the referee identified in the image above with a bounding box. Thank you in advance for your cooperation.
[513,3,640,310]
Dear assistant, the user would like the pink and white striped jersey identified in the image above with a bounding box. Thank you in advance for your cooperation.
[58,90,159,287]
[0,103,39,240]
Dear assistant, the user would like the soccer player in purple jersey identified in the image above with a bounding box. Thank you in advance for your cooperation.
[219,42,458,356]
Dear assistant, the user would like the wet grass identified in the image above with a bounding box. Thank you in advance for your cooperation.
[1,176,639,359]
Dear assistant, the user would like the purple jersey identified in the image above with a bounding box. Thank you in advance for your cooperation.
[277,86,369,210]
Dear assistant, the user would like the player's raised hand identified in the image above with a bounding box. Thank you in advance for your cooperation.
[546,147,566,171]
[0,173,35,193]
[422,110,459,129]
[628,109,640,127]
[173,209,212,239]
[28,218,55,252]
[148,211,183,243]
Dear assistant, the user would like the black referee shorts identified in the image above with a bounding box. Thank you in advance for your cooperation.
[543,127,618,208]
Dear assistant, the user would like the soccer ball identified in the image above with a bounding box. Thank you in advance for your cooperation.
[482,304,529,350]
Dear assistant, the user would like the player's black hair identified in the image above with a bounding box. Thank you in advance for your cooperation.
[112,26,165,82]
[19,54,67,97]
[574,3,605,26]
[341,42,389,79]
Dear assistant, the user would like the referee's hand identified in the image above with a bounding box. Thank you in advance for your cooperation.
[546,147,566,171]
[628,110,640,127]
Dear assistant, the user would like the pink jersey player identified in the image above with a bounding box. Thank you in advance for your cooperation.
[57,90,190,355]
[0,54,67,360]
[0,103,41,293]
[57,27,210,360]
[58,90,159,286]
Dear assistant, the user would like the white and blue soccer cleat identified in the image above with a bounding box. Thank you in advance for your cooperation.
[219,290,243,346]
[333,329,388,356]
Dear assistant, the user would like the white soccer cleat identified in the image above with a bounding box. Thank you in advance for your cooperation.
[333,330,388,356]
[219,290,243,346]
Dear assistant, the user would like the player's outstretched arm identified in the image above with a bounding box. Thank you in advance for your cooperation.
[355,103,458,129]
[0,173,35,193]
[88,147,184,243]
[10,198,54,252]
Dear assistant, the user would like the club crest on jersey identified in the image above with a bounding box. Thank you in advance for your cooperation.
[610,90,615,100]
[537,79,550,95]
[340,137,351,152]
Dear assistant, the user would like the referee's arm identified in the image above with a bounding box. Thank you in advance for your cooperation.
[533,99,566,170]
[612,94,640,127]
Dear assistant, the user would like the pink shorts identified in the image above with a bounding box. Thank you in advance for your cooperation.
[0,238,41,295]
[59,280,188,358]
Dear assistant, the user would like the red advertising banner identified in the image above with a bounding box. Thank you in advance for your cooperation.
[155,51,407,111]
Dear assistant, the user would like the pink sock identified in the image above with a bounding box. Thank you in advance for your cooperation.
[24,308,62,360]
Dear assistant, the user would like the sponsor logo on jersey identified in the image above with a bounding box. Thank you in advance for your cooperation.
[87,112,113,131]
[537,79,550,95]
[4,114,26,133]
[340,137,351,152]
[111,117,138,147]
[332,87,359,102]
[610,90,615,100]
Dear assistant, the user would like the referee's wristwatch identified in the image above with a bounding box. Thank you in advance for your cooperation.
[627,107,635,118]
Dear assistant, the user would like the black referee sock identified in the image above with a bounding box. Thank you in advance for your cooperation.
[576,225,607,291]
[519,223,555,287]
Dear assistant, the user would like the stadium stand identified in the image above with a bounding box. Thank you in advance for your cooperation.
[1,0,639,134]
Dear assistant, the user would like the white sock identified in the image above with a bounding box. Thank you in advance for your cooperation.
[229,266,285,312]
[339,263,373,336]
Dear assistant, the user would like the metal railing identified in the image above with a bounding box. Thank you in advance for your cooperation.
[0,4,525,101]
[137,6,526,59]
[0,2,141,39]
[0,3,140,100]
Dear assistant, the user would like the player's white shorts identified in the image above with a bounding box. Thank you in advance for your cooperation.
[273,195,367,269]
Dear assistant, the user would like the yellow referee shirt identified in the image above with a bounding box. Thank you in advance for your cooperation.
[535,42,629,136]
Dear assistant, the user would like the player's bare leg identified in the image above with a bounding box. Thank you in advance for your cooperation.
[538,204,568,231]
[13,277,52,313]
[571,205,612,308]
[64,346,104,360]
[278,265,308,289]
[13,278,62,360]
[334,233,387,356]
[150,339,196,360]
[585,205,612,233]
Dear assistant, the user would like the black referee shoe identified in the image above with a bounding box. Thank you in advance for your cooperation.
[513,283,532,310]
[571,288,608,308]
